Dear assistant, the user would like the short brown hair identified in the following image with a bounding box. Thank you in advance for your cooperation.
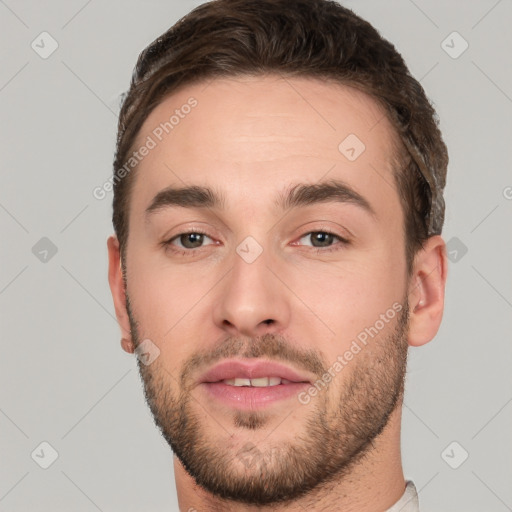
[113,0,448,272]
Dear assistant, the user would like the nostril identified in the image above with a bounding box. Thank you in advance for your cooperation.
[262,319,274,325]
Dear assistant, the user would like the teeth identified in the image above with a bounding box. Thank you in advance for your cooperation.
[222,377,285,387]
[231,378,251,386]
[251,377,271,387]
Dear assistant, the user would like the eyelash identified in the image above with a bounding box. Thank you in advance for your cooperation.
[297,229,350,254]
[162,229,349,257]
[162,228,212,257]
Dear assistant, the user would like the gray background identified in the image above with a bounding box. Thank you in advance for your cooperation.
[1,0,511,511]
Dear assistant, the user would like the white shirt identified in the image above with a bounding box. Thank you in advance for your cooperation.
[385,481,419,512]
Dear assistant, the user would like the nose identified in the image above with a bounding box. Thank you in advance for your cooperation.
[212,246,291,338]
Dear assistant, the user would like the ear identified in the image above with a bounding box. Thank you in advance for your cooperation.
[107,235,135,354]
[407,235,448,347]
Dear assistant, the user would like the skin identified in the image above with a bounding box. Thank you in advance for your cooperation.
[107,75,447,511]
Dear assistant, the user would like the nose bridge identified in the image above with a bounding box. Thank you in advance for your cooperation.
[213,238,290,336]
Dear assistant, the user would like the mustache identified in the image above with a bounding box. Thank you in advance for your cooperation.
[180,333,328,388]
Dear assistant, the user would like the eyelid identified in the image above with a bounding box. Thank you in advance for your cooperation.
[160,220,219,242]
[298,229,347,242]
[291,218,354,238]
[165,228,216,248]
[294,229,349,249]
[161,223,351,257]
[292,219,351,240]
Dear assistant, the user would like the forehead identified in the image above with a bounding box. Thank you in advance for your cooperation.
[129,75,400,219]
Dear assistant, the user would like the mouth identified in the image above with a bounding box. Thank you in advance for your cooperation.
[219,376,300,387]
[198,359,312,410]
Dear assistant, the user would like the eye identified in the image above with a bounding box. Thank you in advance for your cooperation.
[165,231,215,250]
[296,231,349,251]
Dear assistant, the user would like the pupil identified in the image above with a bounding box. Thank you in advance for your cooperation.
[313,232,332,247]
[182,233,203,248]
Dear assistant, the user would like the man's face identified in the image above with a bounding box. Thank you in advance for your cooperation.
[123,76,411,505]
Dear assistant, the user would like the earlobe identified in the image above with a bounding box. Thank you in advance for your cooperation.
[107,235,134,352]
[407,235,448,347]
[121,337,135,354]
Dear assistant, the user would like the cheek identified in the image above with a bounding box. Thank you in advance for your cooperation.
[126,249,216,347]
[282,245,406,345]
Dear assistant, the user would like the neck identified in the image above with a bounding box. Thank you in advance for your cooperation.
[173,404,406,512]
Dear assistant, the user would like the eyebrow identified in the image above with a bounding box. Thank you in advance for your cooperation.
[144,179,375,220]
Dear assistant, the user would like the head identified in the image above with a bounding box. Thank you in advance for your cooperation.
[107,0,448,506]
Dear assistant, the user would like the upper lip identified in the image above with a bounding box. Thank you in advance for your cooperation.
[199,359,313,384]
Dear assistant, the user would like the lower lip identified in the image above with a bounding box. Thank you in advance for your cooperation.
[200,382,310,410]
